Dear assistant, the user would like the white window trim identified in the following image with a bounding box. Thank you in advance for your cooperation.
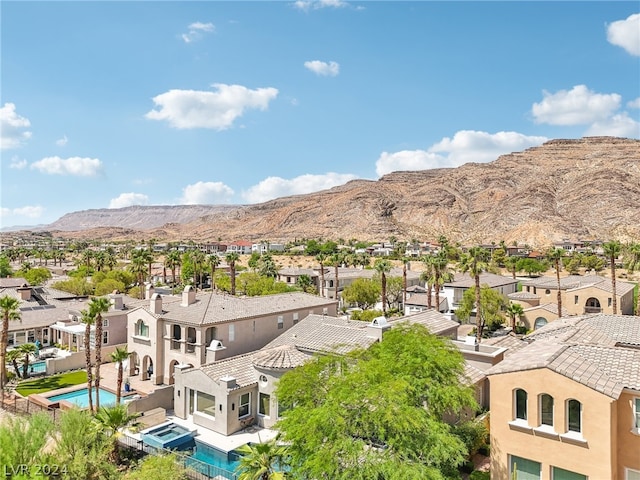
[632,397,640,436]
[626,467,640,480]
[514,388,528,423]
[539,393,555,427]
[566,398,582,435]
[239,392,251,418]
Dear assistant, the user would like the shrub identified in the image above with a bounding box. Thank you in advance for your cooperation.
[470,471,490,480]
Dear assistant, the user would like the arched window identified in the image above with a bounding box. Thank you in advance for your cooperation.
[534,317,548,330]
[135,319,149,337]
[540,393,554,426]
[515,389,527,421]
[567,399,581,433]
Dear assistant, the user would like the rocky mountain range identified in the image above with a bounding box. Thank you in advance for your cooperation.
[8,137,640,247]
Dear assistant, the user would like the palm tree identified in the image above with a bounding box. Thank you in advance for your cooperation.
[0,295,21,389]
[505,302,525,332]
[431,251,454,313]
[80,309,95,412]
[504,255,519,279]
[6,348,23,379]
[94,404,141,462]
[329,253,343,305]
[546,247,565,318]
[458,246,490,343]
[165,250,181,287]
[296,274,315,294]
[624,241,640,315]
[90,297,111,410]
[129,250,148,299]
[235,438,289,480]
[225,252,240,296]
[110,346,129,404]
[191,249,206,291]
[374,259,392,315]
[315,253,327,297]
[401,256,410,308]
[603,240,622,314]
[208,254,221,291]
[420,255,435,309]
[16,343,37,379]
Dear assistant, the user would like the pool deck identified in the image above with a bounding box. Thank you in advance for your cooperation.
[127,412,278,453]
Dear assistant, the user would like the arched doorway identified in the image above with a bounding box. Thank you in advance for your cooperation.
[585,297,601,313]
[169,359,179,385]
[142,356,153,381]
[129,351,139,377]
[534,317,548,330]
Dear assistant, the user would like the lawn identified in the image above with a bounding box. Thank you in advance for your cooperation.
[16,370,88,396]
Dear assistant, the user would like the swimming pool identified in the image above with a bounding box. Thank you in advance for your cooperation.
[48,387,117,408]
[29,361,46,374]
[185,440,241,479]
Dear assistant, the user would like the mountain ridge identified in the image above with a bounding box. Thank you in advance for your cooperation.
[6,136,640,247]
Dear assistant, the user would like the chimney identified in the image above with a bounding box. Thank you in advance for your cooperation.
[150,293,163,315]
[219,374,237,389]
[206,339,227,363]
[181,285,196,306]
[145,283,155,300]
[17,284,32,301]
[366,316,391,341]
[109,292,124,310]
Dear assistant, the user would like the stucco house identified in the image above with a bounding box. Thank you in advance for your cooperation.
[487,313,640,479]
[519,275,636,324]
[125,286,338,386]
[173,309,469,436]
[443,272,519,320]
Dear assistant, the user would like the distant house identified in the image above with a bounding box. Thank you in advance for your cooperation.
[276,267,320,290]
[252,243,285,254]
[443,273,519,321]
[226,241,253,255]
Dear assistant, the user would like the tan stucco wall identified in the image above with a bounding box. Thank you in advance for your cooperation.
[489,368,616,480]
[523,284,634,316]
[522,307,560,331]
[616,391,640,477]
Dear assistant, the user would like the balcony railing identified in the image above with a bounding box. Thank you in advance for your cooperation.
[584,306,602,314]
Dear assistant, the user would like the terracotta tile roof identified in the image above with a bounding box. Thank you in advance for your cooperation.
[391,309,459,335]
[487,314,640,398]
[524,302,570,316]
[508,291,539,300]
[445,272,518,289]
[483,334,528,357]
[521,275,635,296]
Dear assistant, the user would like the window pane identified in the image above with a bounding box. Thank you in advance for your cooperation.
[196,392,216,417]
[552,466,587,480]
[541,394,554,426]
[568,400,581,432]
[259,393,270,416]
[510,455,541,480]
[627,468,640,480]
[635,399,640,428]
[239,392,250,418]
[516,389,527,420]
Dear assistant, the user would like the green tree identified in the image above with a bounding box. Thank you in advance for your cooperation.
[374,258,392,315]
[342,278,381,310]
[7,348,23,379]
[456,286,507,337]
[315,252,327,297]
[111,346,129,404]
[165,250,182,287]
[504,255,519,279]
[515,258,547,277]
[385,276,404,310]
[128,250,149,298]
[259,253,279,279]
[505,302,525,332]
[276,323,477,479]
[248,252,261,272]
[296,274,316,294]
[603,240,622,314]
[0,295,21,389]
[329,252,343,304]
[458,247,490,342]
[94,278,126,296]
[235,437,289,480]
[208,253,221,290]
[20,267,52,286]
[16,342,37,379]
[546,247,565,318]
[51,276,94,295]
[123,453,187,480]
[90,297,111,410]
[0,255,13,278]
[94,404,141,461]
[0,412,53,474]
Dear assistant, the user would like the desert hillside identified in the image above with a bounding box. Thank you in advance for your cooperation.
[11,137,640,247]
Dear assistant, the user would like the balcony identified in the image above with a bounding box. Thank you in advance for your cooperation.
[584,306,602,314]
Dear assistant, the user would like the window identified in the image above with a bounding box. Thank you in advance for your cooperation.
[293,312,299,324]
[545,289,551,295]
[171,324,181,350]
[552,466,587,480]
[102,319,109,327]
[509,455,541,480]
[277,399,291,418]
[27,330,35,343]
[540,394,554,427]
[567,399,581,433]
[196,391,216,417]
[102,331,108,345]
[574,295,579,304]
[259,393,270,417]
[515,389,528,421]
[633,398,640,432]
[277,316,284,329]
[229,324,235,342]
[627,468,640,480]
[239,392,250,418]
[608,297,612,307]
[323,307,328,315]
[135,319,149,337]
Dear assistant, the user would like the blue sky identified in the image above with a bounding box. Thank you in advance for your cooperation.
[1,1,639,229]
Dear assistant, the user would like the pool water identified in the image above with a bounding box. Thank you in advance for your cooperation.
[185,439,241,479]
[142,423,197,449]
[48,387,117,408]
[29,361,46,374]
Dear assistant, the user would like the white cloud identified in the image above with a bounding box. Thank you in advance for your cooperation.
[606,13,640,56]
[531,85,621,126]
[30,156,104,176]
[9,156,27,169]
[242,172,358,204]
[628,97,640,109]
[0,103,32,150]
[56,135,68,146]
[584,112,640,138]
[0,205,44,219]
[146,84,279,130]
[109,193,150,209]
[294,0,348,11]
[180,181,235,204]
[181,21,215,43]
[304,60,340,76]
[375,130,548,177]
